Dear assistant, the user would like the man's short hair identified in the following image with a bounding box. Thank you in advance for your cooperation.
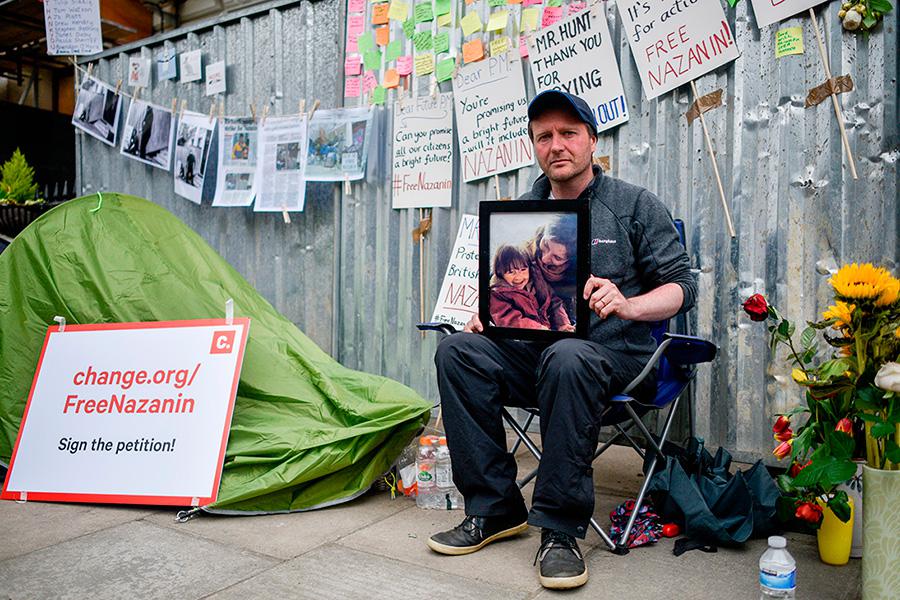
[527,90,598,140]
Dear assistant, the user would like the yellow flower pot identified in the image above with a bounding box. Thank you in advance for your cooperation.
[816,497,854,566]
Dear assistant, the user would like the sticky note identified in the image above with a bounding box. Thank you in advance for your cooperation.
[415,53,435,75]
[372,85,386,104]
[345,55,362,75]
[415,2,434,23]
[523,0,541,6]
[389,0,409,20]
[397,54,413,75]
[488,0,506,6]
[460,11,482,35]
[465,0,474,5]
[434,31,450,54]
[372,2,390,24]
[546,0,562,6]
[376,26,391,46]
[363,70,378,93]
[349,0,365,12]
[541,6,562,27]
[345,77,361,97]
[437,13,452,26]
[347,37,358,54]
[521,7,539,30]
[490,36,510,56]
[348,14,365,36]
[384,68,400,88]
[462,38,484,62]
[518,34,529,57]
[386,40,403,62]
[402,19,416,38]
[775,26,805,57]
[508,0,522,5]
[568,0,585,12]
[436,57,455,81]
[435,0,451,16]
[487,10,508,31]
[364,48,382,70]
[357,32,375,53]
[414,30,433,51]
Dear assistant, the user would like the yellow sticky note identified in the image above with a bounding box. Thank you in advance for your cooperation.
[415,52,435,75]
[460,11,483,36]
[372,2,390,25]
[775,26,804,58]
[462,38,484,63]
[384,68,400,88]
[490,36,510,56]
[520,7,539,31]
[437,12,452,27]
[486,10,508,31]
[388,0,409,20]
[375,26,391,46]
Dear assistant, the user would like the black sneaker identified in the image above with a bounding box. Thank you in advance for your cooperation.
[535,529,588,589]
[427,512,529,555]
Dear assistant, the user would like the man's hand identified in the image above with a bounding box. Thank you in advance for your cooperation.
[583,275,635,320]
[463,313,484,333]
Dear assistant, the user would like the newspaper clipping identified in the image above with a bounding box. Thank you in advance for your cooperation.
[213,117,258,207]
[254,115,308,212]
[306,107,372,181]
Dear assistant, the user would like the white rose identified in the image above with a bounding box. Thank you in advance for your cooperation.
[874,362,900,393]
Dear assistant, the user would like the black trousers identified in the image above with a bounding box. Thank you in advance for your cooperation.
[435,333,654,539]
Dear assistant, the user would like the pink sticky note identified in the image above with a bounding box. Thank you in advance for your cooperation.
[348,0,365,12]
[523,0,542,6]
[363,70,378,94]
[541,6,562,27]
[396,54,413,76]
[519,34,529,58]
[348,14,365,36]
[344,55,362,75]
[568,0,586,12]
[345,77,361,97]
[347,38,358,53]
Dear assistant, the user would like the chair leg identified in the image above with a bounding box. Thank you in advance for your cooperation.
[614,396,682,552]
[509,411,535,455]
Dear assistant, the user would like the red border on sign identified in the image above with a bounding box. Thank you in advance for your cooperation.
[1,318,250,507]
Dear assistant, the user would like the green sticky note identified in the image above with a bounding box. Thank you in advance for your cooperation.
[364,48,383,70]
[460,11,482,36]
[435,57,455,82]
[437,12,452,26]
[386,39,403,62]
[488,0,506,7]
[402,18,416,38]
[726,0,739,6]
[413,30,433,51]
[434,31,450,54]
[775,26,804,57]
[357,33,375,53]
[435,0,451,16]
[372,85,386,105]
[546,0,563,6]
[415,2,434,23]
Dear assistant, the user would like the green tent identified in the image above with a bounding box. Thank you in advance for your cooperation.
[0,193,432,513]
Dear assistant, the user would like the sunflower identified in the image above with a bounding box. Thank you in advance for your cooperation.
[829,263,900,306]
[822,300,856,329]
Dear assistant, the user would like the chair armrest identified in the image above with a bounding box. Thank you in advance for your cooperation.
[416,321,459,335]
[621,337,672,395]
[663,333,717,365]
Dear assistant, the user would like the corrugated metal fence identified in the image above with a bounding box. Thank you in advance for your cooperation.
[77,0,898,463]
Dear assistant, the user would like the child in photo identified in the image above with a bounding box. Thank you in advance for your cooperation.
[489,245,573,331]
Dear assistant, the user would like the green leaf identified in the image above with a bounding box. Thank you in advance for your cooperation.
[827,495,852,523]
[870,0,893,12]
[862,14,877,28]
[823,459,857,487]
[818,358,851,380]
[777,319,794,338]
[858,412,880,422]
[827,430,855,461]
[776,473,796,492]
[872,422,895,438]
[792,458,827,487]
[792,426,814,459]
[800,327,816,349]
[885,440,900,464]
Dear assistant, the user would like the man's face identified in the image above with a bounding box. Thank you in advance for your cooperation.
[539,238,569,282]
[530,108,597,186]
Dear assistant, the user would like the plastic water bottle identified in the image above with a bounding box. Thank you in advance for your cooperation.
[415,436,438,509]
[759,536,796,599]
[435,436,462,509]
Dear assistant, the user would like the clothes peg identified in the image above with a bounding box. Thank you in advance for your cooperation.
[308,99,320,120]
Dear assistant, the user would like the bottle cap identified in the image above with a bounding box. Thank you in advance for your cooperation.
[767,536,787,548]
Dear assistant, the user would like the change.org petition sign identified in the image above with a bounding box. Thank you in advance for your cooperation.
[453,53,534,183]
[528,9,629,132]
[2,319,249,506]
[618,0,740,99]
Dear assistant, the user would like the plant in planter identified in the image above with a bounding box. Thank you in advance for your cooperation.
[0,149,43,206]
[741,263,900,567]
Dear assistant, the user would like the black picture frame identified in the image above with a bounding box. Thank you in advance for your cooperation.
[479,199,590,342]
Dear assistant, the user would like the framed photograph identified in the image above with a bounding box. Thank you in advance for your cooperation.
[479,200,590,341]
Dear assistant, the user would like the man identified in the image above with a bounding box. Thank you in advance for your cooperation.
[427,90,697,590]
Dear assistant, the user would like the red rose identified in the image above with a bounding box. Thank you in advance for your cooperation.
[789,460,811,478]
[742,294,769,321]
[773,416,791,434]
[795,501,823,524]
[835,418,853,435]
[774,428,794,442]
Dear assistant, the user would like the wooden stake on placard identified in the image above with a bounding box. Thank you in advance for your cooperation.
[690,80,735,239]
[493,174,501,200]
[419,208,425,337]
[808,8,858,180]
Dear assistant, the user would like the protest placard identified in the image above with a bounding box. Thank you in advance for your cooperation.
[749,0,826,28]
[528,8,629,132]
[452,52,534,182]
[392,93,454,209]
[1,319,249,505]
[617,0,740,100]
[43,0,102,56]
[431,214,479,329]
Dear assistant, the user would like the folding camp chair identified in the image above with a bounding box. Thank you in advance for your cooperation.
[419,219,717,555]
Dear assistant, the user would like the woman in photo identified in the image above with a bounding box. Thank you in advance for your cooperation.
[523,214,578,321]
[489,245,573,331]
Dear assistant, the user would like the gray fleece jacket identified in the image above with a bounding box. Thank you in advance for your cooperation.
[518,165,697,359]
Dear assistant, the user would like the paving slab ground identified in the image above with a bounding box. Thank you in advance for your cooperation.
[0,441,861,599]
